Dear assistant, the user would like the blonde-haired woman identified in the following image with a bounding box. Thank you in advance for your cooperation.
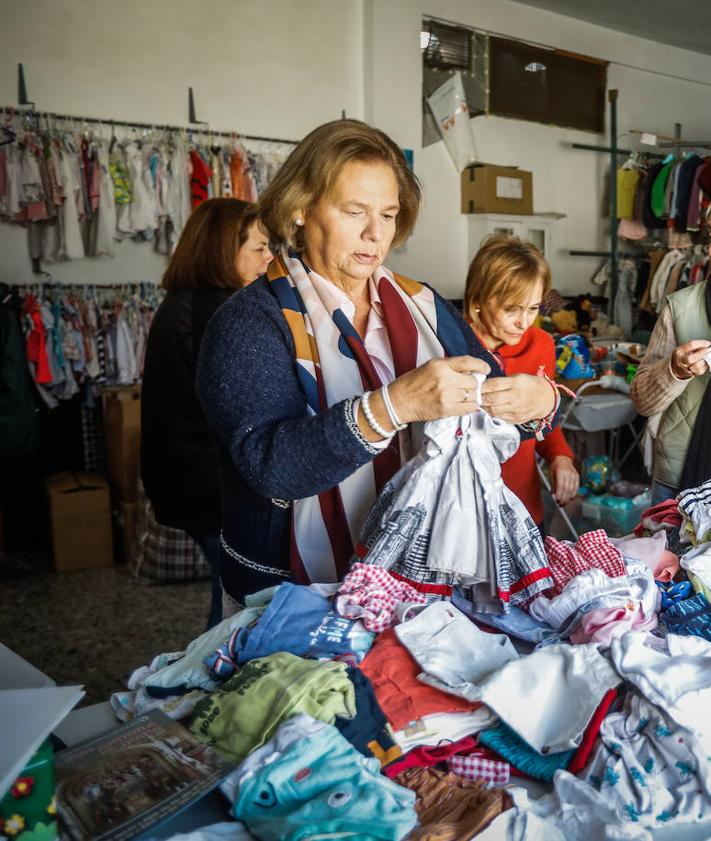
[197,120,560,606]
[465,235,579,530]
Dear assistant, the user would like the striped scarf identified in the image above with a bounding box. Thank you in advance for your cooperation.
[268,246,469,583]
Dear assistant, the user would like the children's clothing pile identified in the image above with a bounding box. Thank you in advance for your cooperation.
[107,477,711,839]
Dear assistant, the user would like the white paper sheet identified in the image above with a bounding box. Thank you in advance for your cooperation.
[0,685,84,799]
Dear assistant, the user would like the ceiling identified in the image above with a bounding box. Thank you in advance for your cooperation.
[512,0,711,56]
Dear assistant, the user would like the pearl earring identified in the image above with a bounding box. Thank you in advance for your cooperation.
[295,218,304,227]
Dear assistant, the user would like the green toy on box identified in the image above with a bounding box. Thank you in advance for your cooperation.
[0,740,57,841]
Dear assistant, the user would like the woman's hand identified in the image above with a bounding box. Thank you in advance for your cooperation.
[550,456,579,506]
[670,339,711,380]
[388,356,491,424]
[479,373,556,424]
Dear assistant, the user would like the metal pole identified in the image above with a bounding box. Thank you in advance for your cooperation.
[0,104,297,146]
[608,90,618,320]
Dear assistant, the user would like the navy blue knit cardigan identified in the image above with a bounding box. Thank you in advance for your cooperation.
[196,276,547,601]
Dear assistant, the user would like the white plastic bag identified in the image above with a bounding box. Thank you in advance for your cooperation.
[427,72,478,171]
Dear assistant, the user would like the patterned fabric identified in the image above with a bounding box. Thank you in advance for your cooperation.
[335,562,427,632]
[81,398,106,473]
[677,479,711,544]
[630,305,689,417]
[541,288,565,314]
[267,246,469,584]
[132,480,210,583]
[544,529,626,595]
[585,692,711,827]
[661,591,711,641]
[656,579,693,610]
[448,752,510,786]
[205,627,241,680]
[356,413,553,607]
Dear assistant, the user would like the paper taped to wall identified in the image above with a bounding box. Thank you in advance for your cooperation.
[496,176,524,200]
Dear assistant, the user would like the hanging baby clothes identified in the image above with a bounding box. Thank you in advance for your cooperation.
[94,140,116,257]
[189,149,211,208]
[56,142,85,260]
[110,145,133,235]
[2,144,21,218]
[166,141,192,252]
[126,141,156,237]
[23,294,52,385]
[229,144,257,202]
[17,135,49,224]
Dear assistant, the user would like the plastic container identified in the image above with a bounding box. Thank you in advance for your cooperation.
[581,489,651,537]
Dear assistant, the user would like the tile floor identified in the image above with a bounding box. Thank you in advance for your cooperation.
[0,561,210,705]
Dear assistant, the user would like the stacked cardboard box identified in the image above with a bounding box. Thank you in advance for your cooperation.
[461,163,533,215]
[45,473,113,571]
[101,385,142,565]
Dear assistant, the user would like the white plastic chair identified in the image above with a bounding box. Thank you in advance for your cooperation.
[560,379,644,474]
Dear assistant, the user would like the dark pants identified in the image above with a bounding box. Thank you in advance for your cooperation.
[191,532,223,630]
[651,480,678,506]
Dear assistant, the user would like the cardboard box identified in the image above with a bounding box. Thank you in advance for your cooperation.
[461,164,533,214]
[102,385,141,504]
[45,473,113,571]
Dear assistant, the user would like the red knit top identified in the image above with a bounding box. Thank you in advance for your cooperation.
[482,326,574,525]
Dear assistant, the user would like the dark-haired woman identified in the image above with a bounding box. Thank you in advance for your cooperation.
[141,198,273,627]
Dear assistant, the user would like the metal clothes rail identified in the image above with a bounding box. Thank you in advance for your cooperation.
[0,105,298,147]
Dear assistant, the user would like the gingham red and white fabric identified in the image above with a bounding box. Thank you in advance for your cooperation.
[544,529,626,595]
[448,752,511,786]
[335,562,427,633]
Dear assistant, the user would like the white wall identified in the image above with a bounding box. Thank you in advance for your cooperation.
[365,0,711,297]
[2,0,711,296]
[0,0,365,285]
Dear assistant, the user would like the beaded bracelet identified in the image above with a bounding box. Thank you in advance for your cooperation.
[537,365,577,400]
[381,383,407,431]
[527,368,569,441]
[361,391,392,439]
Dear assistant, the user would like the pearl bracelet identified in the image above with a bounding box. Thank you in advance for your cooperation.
[361,391,392,439]
[381,383,407,431]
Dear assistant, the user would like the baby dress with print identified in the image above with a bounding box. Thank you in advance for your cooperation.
[354,397,553,609]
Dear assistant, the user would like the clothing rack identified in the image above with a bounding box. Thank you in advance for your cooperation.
[568,90,707,320]
[0,105,298,147]
[568,90,626,316]
[629,128,711,151]
[568,250,651,259]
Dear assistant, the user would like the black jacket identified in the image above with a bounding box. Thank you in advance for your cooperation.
[0,284,40,464]
[141,286,233,534]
